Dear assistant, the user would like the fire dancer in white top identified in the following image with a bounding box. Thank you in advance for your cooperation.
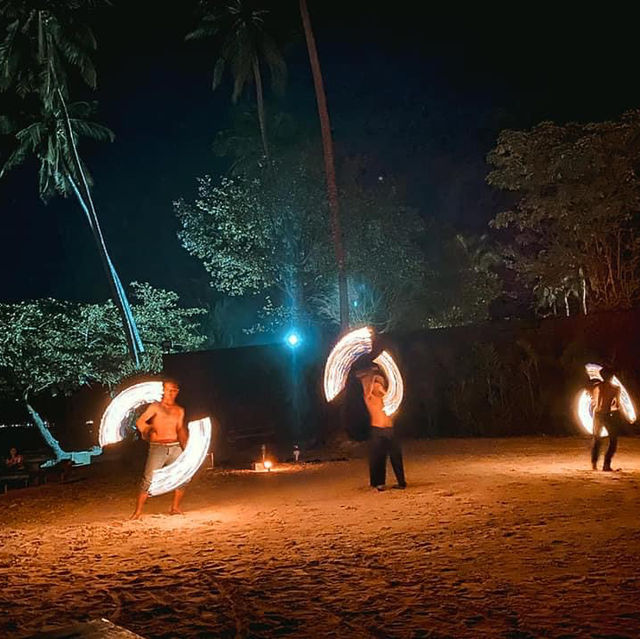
[130,379,189,519]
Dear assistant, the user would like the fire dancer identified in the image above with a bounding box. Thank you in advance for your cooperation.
[130,379,189,519]
[356,364,406,491]
[590,367,622,471]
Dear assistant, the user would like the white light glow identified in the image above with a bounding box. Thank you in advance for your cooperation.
[577,389,602,436]
[373,350,404,416]
[323,327,404,416]
[576,363,636,436]
[99,381,163,447]
[148,417,212,496]
[323,327,373,402]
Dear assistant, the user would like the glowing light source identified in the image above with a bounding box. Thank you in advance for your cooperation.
[99,381,212,496]
[99,381,163,447]
[323,326,404,416]
[148,417,212,496]
[323,326,373,403]
[576,363,636,436]
[285,330,301,348]
[263,459,273,471]
[373,350,404,416]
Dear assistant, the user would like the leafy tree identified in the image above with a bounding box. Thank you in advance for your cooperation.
[175,148,496,335]
[488,110,640,316]
[174,150,333,321]
[186,0,286,160]
[0,283,205,457]
[421,234,501,329]
[0,0,144,363]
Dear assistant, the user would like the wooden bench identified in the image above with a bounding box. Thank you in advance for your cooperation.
[0,471,30,494]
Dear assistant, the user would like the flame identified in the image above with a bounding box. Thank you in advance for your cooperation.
[323,327,373,402]
[577,363,636,435]
[373,350,404,416]
[148,417,212,496]
[323,327,404,416]
[99,381,163,447]
[576,389,605,436]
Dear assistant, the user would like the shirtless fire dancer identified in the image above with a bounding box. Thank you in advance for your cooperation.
[130,379,189,519]
[590,367,622,472]
[356,363,406,491]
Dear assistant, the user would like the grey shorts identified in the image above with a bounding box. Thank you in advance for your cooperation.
[140,442,187,493]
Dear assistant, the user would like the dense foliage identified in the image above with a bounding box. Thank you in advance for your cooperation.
[0,283,206,401]
[175,144,499,336]
[488,110,640,316]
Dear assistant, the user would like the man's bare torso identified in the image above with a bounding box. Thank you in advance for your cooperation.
[145,402,184,442]
[360,373,392,428]
[593,381,620,414]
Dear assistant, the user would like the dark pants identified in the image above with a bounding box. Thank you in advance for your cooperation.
[369,426,406,487]
[591,412,619,470]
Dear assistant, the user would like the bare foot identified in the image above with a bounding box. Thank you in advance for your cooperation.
[129,511,143,520]
[169,508,184,516]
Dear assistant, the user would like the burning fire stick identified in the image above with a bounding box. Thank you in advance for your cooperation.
[576,363,636,436]
[323,327,404,416]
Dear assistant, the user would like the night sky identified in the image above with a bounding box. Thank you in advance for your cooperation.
[1,2,638,304]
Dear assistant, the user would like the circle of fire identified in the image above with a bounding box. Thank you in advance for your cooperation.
[323,326,404,416]
[576,363,636,436]
[98,381,212,496]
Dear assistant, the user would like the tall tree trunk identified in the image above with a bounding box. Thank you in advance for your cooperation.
[299,0,349,329]
[579,267,588,314]
[58,90,143,366]
[252,57,269,159]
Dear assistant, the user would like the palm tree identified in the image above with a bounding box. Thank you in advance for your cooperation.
[298,0,348,329]
[186,0,286,160]
[0,1,144,365]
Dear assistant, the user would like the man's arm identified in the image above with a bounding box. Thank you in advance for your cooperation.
[614,386,622,413]
[590,385,600,411]
[372,376,387,398]
[136,403,158,440]
[361,375,374,400]
[176,408,188,449]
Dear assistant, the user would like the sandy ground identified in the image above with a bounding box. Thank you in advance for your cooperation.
[3,437,640,639]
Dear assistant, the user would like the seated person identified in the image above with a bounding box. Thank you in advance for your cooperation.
[6,447,24,470]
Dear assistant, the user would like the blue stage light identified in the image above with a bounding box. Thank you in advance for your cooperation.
[285,330,301,348]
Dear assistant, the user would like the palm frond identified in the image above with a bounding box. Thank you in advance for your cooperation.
[73,23,97,51]
[261,34,286,94]
[14,120,44,148]
[230,48,253,102]
[0,141,30,177]
[69,118,114,142]
[0,114,14,134]
[50,19,96,88]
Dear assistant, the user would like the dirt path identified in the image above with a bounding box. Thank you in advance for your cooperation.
[2,437,640,638]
